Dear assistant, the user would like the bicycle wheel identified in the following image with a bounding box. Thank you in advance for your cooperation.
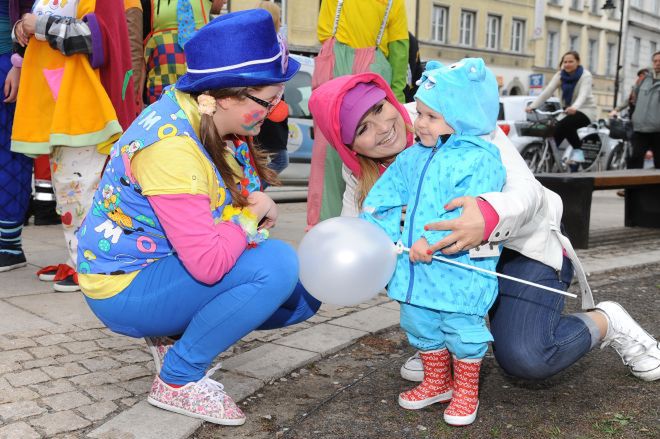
[521,143,551,174]
[606,142,627,170]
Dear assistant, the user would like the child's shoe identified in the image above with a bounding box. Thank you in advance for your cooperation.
[145,336,175,374]
[444,357,481,426]
[147,365,245,425]
[398,348,452,409]
[400,351,424,382]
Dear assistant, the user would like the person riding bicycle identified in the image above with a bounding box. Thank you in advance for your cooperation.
[526,51,596,167]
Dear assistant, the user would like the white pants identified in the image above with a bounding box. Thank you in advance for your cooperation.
[50,146,106,268]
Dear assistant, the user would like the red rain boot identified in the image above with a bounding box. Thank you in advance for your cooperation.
[398,348,453,409]
[444,357,481,426]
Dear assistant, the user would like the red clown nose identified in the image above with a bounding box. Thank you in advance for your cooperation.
[267,100,289,123]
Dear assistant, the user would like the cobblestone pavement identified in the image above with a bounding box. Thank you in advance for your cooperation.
[1,195,659,438]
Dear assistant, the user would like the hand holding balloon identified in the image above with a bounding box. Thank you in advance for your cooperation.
[297,217,398,306]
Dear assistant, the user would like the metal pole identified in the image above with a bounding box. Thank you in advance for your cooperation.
[613,0,625,109]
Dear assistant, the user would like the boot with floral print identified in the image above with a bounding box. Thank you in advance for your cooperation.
[398,348,453,409]
[444,357,481,426]
[147,364,246,425]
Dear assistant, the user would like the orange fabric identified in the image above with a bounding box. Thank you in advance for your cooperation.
[11,0,122,156]
[124,0,142,10]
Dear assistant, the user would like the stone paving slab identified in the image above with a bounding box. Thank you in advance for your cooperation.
[6,294,98,327]
[86,401,201,439]
[0,301,53,334]
[222,344,321,381]
[328,305,400,333]
[272,322,368,354]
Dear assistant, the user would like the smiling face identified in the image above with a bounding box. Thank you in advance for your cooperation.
[413,99,454,147]
[350,99,407,160]
[213,84,284,137]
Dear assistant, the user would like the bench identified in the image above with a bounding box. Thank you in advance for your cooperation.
[536,170,660,249]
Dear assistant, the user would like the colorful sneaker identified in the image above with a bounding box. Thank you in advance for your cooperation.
[596,301,660,381]
[400,351,424,382]
[145,336,175,374]
[0,251,27,273]
[147,365,246,425]
[53,273,80,293]
[37,263,71,282]
[398,349,453,410]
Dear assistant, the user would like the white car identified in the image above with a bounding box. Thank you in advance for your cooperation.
[496,95,561,154]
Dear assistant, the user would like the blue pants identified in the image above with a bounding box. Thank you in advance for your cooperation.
[85,239,320,384]
[400,304,493,359]
[0,53,32,223]
[489,249,598,380]
[267,149,289,175]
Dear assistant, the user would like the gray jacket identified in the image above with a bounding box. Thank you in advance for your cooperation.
[632,74,660,133]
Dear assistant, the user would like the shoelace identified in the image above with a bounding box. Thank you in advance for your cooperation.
[195,363,228,414]
[602,335,653,368]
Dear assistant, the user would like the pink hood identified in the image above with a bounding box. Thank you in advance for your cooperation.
[309,73,414,178]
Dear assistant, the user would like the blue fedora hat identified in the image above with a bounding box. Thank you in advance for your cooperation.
[177,9,300,92]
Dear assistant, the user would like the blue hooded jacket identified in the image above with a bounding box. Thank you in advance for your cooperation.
[360,58,506,316]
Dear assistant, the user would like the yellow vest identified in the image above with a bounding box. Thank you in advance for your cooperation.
[11,0,122,156]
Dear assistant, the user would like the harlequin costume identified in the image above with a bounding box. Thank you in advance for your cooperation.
[142,0,212,103]
[361,59,506,425]
[76,10,320,425]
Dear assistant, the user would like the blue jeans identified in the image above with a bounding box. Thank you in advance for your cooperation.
[85,239,320,384]
[268,150,289,175]
[489,249,598,380]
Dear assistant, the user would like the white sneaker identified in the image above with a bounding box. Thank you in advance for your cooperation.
[400,352,424,382]
[145,336,175,374]
[147,364,245,425]
[596,301,660,381]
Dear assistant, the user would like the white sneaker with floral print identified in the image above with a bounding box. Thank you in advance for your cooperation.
[147,364,246,425]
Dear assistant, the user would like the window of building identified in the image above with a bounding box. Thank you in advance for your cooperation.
[547,31,558,67]
[486,15,501,50]
[588,38,598,73]
[569,35,580,52]
[630,0,642,7]
[606,42,616,76]
[591,0,601,14]
[431,5,449,43]
[633,37,641,65]
[571,0,582,9]
[651,41,658,57]
[511,19,525,53]
[459,10,476,46]
[548,0,562,5]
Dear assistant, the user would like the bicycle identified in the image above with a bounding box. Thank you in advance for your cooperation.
[605,114,633,171]
[519,109,608,174]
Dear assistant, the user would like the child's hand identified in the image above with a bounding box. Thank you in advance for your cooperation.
[409,237,432,263]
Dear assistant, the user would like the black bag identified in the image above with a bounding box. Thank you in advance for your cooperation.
[608,118,633,140]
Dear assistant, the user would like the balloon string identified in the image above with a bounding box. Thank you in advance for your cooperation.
[398,245,577,299]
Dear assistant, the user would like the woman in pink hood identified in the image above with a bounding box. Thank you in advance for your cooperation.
[308,72,660,394]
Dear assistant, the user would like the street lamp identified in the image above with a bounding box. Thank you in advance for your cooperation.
[603,0,625,109]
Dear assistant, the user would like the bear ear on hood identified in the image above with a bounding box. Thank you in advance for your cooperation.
[463,58,487,82]
[416,60,444,86]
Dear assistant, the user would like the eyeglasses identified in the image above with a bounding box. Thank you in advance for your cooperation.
[245,89,284,114]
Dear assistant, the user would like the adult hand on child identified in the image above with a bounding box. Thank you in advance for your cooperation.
[247,191,278,230]
[565,106,577,115]
[3,66,20,103]
[409,237,432,263]
[424,196,485,255]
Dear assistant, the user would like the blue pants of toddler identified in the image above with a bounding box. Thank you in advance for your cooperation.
[400,303,493,360]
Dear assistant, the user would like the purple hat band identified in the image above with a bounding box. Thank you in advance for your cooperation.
[339,83,387,145]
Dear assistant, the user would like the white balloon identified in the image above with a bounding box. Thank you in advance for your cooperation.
[298,217,398,306]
